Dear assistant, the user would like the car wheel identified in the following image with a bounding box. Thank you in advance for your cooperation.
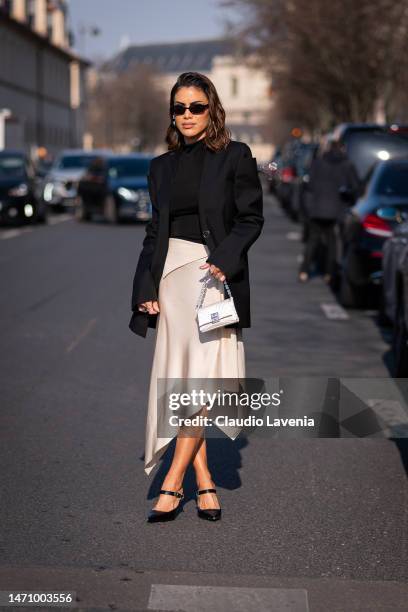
[339,271,365,308]
[75,198,91,222]
[393,295,408,377]
[35,206,48,224]
[36,213,48,224]
[104,195,118,224]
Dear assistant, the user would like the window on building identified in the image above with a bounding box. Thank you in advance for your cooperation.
[47,8,53,39]
[231,76,238,97]
[26,0,35,27]
[0,0,12,14]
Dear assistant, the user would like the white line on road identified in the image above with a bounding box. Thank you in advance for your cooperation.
[48,213,74,225]
[66,318,97,353]
[0,214,73,240]
[0,227,33,240]
[148,584,310,612]
[320,302,349,320]
[286,231,302,241]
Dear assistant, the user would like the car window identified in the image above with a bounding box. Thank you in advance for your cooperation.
[375,163,408,197]
[56,155,99,170]
[345,132,408,181]
[108,158,151,179]
[0,155,26,179]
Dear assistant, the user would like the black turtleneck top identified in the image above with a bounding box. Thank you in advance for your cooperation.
[169,138,206,244]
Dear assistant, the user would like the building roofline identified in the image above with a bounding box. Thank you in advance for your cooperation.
[123,35,236,49]
[0,10,91,66]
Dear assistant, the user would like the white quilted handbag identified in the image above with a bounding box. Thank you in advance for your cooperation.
[195,272,240,332]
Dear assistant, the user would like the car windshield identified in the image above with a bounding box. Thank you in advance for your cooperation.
[56,155,99,170]
[108,158,151,178]
[0,155,26,180]
[346,132,408,181]
[375,163,408,197]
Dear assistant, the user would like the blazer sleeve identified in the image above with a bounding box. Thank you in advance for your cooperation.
[130,162,159,310]
[205,143,264,279]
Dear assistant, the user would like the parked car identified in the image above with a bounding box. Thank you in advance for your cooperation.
[42,149,109,210]
[339,158,408,308]
[288,142,319,222]
[0,150,47,225]
[76,153,154,223]
[332,123,408,183]
[381,222,408,375]
[267,149,283,195]
[274,140,299,211]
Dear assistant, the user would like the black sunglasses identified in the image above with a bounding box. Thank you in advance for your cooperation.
[172,102,209,116]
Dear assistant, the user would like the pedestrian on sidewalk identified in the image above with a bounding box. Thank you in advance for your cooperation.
[298,139,359,284]
[128,71,264,522]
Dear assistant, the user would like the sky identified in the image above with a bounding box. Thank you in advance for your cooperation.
[68,0,241,62]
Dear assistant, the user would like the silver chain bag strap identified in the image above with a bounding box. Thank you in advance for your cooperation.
[195,271,240,332]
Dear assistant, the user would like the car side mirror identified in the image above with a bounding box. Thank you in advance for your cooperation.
[377,206,399,221]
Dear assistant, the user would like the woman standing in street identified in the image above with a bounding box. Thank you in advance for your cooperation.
[129,72,264,522]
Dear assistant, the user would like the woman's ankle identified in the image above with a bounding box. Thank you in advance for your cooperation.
[195,473,215,488]
[161,474,184,491]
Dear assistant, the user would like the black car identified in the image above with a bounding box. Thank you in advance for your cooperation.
[274,139,299,211]
[339,158,408,308]
[289,142,319,222]
[332,123,408,182]
[0,150,47,225]
[76,154,154,223]
[381,221,408,375]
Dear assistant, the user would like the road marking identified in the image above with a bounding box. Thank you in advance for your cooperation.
[0,214,73,240]
[320,302,349,320]
[48,213,73,225]
[66,318,97,353]
[148,584,310,612]
[0,227,33,240]
[286,231,302,241]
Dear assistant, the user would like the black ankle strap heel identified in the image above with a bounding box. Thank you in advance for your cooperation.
[196,488,222,521]
[147,488,184,523]
[160,489,184,499]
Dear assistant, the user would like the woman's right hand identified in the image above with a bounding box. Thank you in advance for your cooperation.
[138,300,160,315]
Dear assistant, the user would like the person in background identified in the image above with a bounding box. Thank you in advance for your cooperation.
[298,139,360,284]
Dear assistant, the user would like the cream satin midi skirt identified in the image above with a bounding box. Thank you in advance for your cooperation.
[144,237,246,475]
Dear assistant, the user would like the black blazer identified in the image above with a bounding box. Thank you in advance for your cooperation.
[129,139,264,338]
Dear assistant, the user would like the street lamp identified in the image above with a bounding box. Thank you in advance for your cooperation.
[77,24,101,55]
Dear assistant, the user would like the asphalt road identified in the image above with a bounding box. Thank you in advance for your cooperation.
[0,195,407,612]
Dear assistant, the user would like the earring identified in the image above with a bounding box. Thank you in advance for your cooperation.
[172,117,176,126]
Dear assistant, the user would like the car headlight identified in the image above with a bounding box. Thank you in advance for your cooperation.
[43,182,54,202]
[44,181,66,201]
[8,183,28,197]
[117,187,139,202]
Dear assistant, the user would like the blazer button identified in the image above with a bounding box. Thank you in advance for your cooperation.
[202,230,210,238]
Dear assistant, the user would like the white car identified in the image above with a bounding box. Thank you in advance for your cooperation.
[42,149,110,209]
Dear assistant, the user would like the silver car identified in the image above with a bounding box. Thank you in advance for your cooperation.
[42,149,110,209]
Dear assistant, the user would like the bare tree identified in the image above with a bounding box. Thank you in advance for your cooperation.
[220,0,408,130]
[86,63,168,150]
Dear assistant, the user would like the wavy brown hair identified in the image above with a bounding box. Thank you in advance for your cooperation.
[165,72,231,152]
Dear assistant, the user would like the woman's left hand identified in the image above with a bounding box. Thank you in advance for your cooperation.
[199,262,226,282]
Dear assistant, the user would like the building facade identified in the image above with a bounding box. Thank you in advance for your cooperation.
[0,0,89,157]
[104,38,274,161]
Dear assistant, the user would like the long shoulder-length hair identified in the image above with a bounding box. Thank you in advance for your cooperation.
[165,72,231,152]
